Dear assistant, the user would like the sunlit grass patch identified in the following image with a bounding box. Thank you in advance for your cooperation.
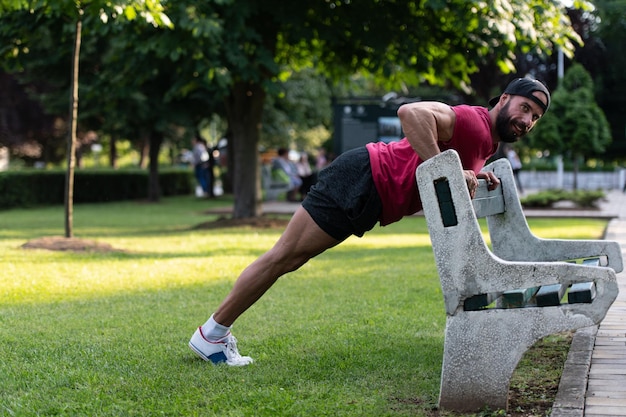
[0,197,607,416]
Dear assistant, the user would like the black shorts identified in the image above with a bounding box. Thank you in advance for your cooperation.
[302,147,382,241]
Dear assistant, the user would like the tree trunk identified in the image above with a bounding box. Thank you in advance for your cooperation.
[138,133,149,169]
[109,134,117,168]
[223,130,234,194]
[225,82,265,219]
[64,11,82,238]
[147,130,163,202]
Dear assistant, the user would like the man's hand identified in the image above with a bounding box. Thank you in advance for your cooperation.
[477,171,501,191]
[464,170,501,198]
[463,170,479,198]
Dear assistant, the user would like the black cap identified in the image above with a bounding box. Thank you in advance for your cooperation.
[489,78,551,112]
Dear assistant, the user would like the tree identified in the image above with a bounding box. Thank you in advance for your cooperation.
[0,0,171,237]
[1,0,586,219]
[261,68,333,151]
[529,64,611,189]
[589,0,626,159]
[90,4,224,201]
[202,0,584,218]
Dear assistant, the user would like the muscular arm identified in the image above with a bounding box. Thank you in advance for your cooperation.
[397,101,455,160]
[398,101,500,195]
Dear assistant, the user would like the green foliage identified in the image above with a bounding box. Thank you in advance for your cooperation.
[0,0,179,151]
[520,189,606,208]
[0,169,193,209]
[275,0,582,91]
[0,0,172,26]
[520,190,562,208]
[0,0,586,128]
[262,68,333,150]
[0,0,595,217]
[530,64,612,159]
[588,0,626,156]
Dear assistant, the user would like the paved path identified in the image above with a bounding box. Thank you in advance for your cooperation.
[256,191,626,416]
[583,192,626,417]
[523,190,626,417]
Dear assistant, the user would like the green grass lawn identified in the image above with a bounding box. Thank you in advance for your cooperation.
[0,196,609,416]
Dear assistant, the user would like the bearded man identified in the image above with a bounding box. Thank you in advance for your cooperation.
[188,77,551,366]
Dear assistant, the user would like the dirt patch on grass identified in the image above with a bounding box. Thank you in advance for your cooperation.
[20,218,290,253]
[193,216,290,230]
[21,236,121,253]
[507,332,573,416]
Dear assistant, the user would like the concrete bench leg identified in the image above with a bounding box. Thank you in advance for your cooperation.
[438,308,603,412]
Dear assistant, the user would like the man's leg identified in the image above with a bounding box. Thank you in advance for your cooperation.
[189,206,341,365]
[214,206,341,326]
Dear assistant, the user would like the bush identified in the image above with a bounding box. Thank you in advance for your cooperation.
[569,190,606,207]
[0,168,193,209]
[520,189,605,208]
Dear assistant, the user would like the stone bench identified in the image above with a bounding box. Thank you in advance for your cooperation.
[415,149,622,412]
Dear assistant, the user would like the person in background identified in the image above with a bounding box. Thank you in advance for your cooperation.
[272,148,302,202]
[295,152,315,201]
[505,144,524,193]
[206,143,216,198]
[192,137,210,197]
[315,148,328,171]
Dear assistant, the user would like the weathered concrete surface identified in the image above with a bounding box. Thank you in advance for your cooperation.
[416,150,620,412]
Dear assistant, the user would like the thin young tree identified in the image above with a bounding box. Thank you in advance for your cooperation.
[0,0,171,237]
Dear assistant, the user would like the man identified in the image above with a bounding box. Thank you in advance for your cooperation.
[188,77,551,366]
[191,137,210,197]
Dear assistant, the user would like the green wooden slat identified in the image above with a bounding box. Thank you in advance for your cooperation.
[582,258,601,267]
[536,284,566,307]
[501,287,539,308]
[568,282,596,304]
[464,293,498,311]
[567,258,600,304]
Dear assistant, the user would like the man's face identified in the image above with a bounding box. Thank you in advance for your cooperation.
[496,93,546,143]
[495,100,518,143]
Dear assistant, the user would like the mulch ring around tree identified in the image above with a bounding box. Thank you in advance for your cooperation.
[21,236,122,253]
[193,215,290,230]
[20,218,291,253]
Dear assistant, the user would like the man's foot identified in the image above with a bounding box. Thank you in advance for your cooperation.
[188,327,254,366]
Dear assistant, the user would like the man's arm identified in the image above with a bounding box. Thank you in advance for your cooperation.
[398,101,499,195]
[397,101,455,160]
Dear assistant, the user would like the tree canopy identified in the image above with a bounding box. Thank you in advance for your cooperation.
[0,0,172,237]
[590,0,626,155]
[529,63,611,188]
[194,0,584,217]
[0,0,588,217]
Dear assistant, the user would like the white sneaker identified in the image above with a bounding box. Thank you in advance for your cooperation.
[188,327,254,366]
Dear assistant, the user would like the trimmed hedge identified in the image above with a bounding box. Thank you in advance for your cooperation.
[520,189,606,208]
[0,169,194,209]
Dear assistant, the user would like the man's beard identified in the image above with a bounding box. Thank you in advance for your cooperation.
[495,101,523,143]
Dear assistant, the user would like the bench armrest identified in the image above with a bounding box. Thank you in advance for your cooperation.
[481,158,624,273]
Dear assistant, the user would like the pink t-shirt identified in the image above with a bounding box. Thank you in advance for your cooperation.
[366,105,496,226]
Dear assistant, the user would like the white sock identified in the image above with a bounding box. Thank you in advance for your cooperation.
[200,314,230,341]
